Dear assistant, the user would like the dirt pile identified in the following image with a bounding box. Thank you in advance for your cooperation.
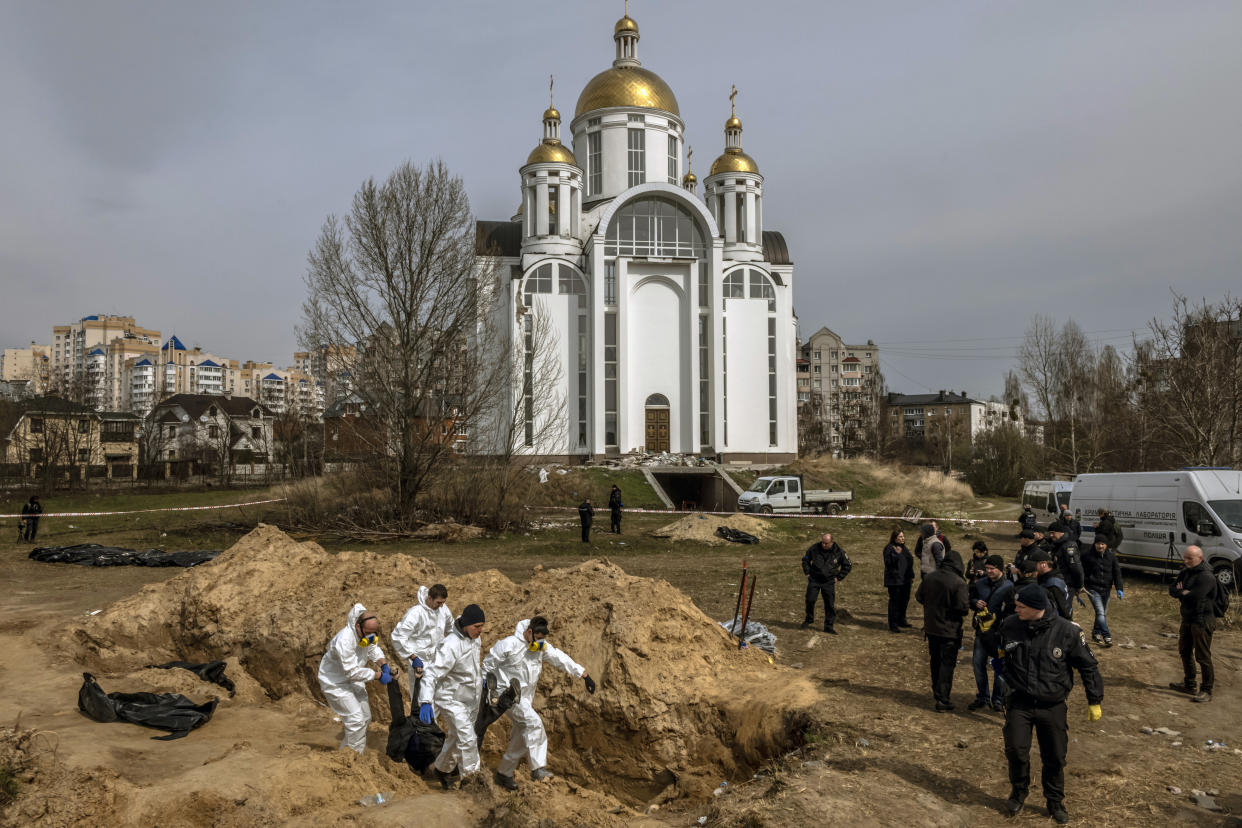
[66,524,817,815]
[650,512,772,545]
[0,723,128,828]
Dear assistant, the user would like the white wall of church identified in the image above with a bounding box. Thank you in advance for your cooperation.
[722,298,771,452]
[626,277,690,452]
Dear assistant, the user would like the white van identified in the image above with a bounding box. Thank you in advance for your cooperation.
[1069,469,1242,586]
[1021,480,1075,519]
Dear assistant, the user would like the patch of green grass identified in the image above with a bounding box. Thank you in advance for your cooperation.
[0,763,19,805]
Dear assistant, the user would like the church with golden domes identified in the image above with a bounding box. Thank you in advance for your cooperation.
[476,9,795,462]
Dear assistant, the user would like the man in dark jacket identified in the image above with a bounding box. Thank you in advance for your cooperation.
[915,555,969,711]
[1058,508,1082,545]
[969,555,1014,711]
[1011,530,1038,582]
[577,499,594,543]
[801,533,851,634]
[1047,522,1085,594]
[20,495,42,542]
[1018,505,1038,533]
[965,541,990,584]
[1031,551,1071,620]
[1082,536,1124,646]
[1092,508,1122,550]
[998,585,1103,824]
[607,485,623,534]
[1168,545,1218,704]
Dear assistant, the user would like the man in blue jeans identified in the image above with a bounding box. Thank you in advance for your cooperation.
[969,555,1013,711]
[1082,536,1123,646]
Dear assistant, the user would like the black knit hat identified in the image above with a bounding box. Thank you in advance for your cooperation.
[985,554,1005,569]
[971,540,988,552]
[1047,521,1066,535]
[458,604,485,627]
[1019,529,1035,539]
[1028,550,1052,564]
[1015,584,1048,610]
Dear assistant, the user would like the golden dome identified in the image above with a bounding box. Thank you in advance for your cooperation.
[614,15,638,34]
[575,65,679,118]
[526,140,579,166]
[725,116,742,130]
[682,171,697,184]
[543,106,561,121]
[710,149,759,175]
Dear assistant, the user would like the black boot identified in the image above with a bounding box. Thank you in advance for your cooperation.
[1005,788,1026,816]
[494,771,519,791]
[1048,802,1069,824]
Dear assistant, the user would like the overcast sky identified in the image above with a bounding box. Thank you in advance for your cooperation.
[2,1,1239,397]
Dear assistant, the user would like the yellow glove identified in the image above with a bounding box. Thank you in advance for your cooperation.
[1087,704,1102,722]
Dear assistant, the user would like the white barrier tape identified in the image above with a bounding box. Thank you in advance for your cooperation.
[0,498,286,519]
[551,505,1015,524]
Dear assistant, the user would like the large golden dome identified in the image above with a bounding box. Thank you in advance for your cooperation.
[526,141,578,166]
[710,149,760,175]
[575,66,680,118]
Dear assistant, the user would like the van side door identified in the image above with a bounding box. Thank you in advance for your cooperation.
[787,477,802,510]
[768,478,787,510]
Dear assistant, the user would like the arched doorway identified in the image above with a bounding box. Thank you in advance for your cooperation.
[645,393,670,453]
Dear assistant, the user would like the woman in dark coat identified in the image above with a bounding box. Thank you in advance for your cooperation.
[883,528,915,632]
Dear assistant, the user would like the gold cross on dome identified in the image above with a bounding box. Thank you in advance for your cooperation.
[687,145,693,170]
[730,85,738,116]
[549,74,554,107]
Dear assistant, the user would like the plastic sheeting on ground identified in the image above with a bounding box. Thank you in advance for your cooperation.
[146,661,236,697]
[77,672,218,740]
[715,526,760,544]
[29,543,220,567]
[718,617,778,654]
[385,675,445,774]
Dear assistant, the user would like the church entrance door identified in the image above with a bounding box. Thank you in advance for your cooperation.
[644,394,670,453]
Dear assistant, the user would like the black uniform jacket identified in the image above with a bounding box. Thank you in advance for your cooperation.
[999,614,1103,705]
[803,542,852,584]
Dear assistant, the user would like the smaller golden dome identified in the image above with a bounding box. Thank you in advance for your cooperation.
[710,149,759,175]
[725,115,742,130]
[614,15,638,35]
[682,171,697,183]
[526,140,579,167]
[543,107,560,121]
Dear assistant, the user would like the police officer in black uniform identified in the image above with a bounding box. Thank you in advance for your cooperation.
[998,584,1103,824]
[1018,504,1038,533]
[1047,521,1085,595]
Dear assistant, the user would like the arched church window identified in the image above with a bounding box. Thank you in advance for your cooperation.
[749,270,776,313]
[645,393,670,407]
[722,270,744,298]
[520,262,589,449]
[605,198,706,258]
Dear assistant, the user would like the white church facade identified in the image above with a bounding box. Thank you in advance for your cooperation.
[477,10,797,462]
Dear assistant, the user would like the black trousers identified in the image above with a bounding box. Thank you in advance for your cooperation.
[805,580,836,629]
[580,521,591,542]
[610,509,621,533]
[1179,619,1215,693]
[24,519,39,541]
[1003,696,1068,805]
[886,583,912,628]
[926,634,960,704]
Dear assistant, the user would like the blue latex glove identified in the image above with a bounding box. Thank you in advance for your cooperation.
[411,656,424,669]
[1116,590,1124,599]
[379,664,392,684]
[419,703,433,725]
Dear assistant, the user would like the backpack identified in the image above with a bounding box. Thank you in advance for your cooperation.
[1214,577,1231,619]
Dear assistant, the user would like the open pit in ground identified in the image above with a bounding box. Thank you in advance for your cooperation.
[47,524,818,824]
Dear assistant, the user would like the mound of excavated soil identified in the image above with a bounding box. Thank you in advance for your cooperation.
[63,524,817,821]
[650,512,772,545]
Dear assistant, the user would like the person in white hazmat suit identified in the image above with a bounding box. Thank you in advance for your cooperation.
[418,603,487,790]
[483,616,595,790]
[317,603,391,753]
[390,583,453,699]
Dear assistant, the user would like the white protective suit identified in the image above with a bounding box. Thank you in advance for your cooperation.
[390,585,454,699]
[418,623,483,775]
[317,602,387,753]
[482,619,585,776]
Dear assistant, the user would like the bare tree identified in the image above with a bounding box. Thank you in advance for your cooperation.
[797,391,831,456]
[300,160,501,523]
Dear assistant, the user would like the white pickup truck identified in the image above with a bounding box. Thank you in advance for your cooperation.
[736,475,853,514]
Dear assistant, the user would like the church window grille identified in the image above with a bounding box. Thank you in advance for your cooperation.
[627,128,645,187]
[768,316,778,446]
[548,185,558,232]
[698,261,709,308]
[736,195,747,243]
[604,261,617,306]
[605,197,706,258]
[667,135,677,184]
[604,312,618,448]
[522,315,534,446]
[722,317,728,445]
[749,270,775,312]
[588,133,602,196]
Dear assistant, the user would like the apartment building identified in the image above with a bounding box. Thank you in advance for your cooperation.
[883,390,1022,442]
[0,343,51,396]
[51,315,161,406]
[796,327,882,455]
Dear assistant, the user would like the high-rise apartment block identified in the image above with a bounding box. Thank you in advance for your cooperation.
[796,327,882,455]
